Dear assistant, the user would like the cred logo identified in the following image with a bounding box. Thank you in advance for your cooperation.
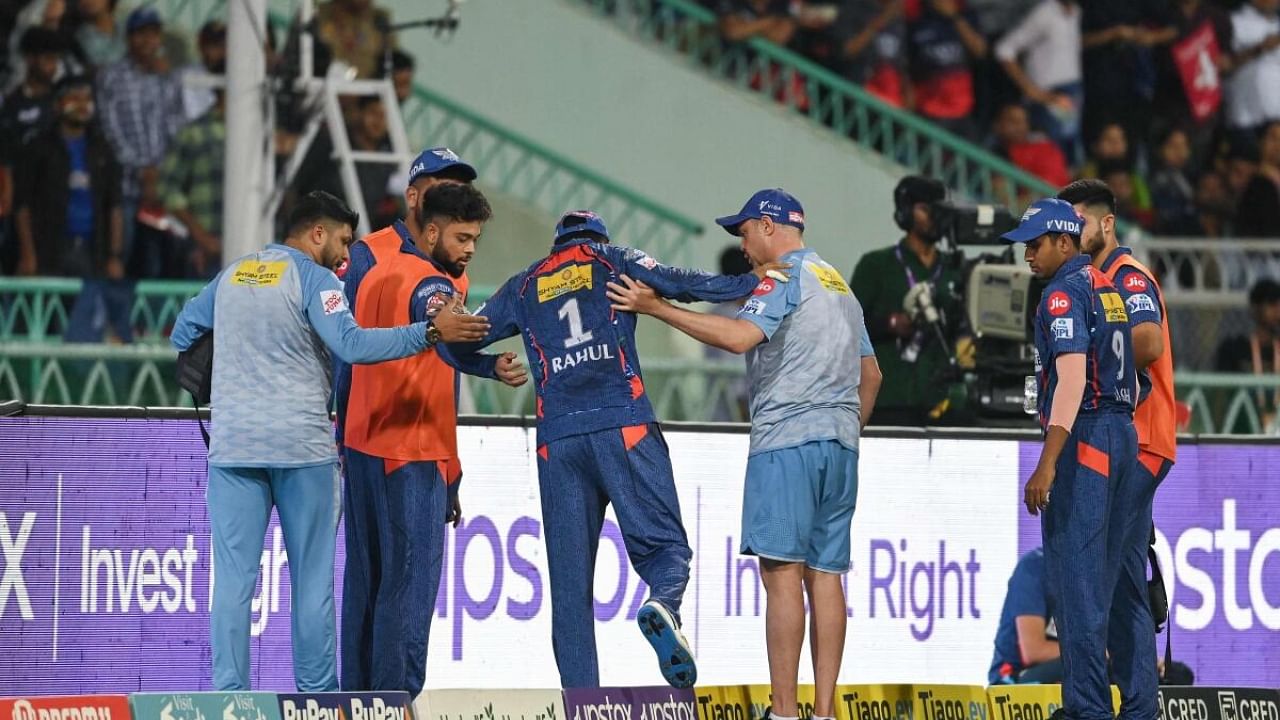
[1048,291,1072,316]
[1125,275,1148,292]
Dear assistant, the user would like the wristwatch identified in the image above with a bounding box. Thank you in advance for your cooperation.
[426,323,442,346]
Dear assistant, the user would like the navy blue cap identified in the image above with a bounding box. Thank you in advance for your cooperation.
[1000,198,1085,243]
[126,7,163,33]
[715,188,805,236]
[553,210,609,243]
[407,147,477,187]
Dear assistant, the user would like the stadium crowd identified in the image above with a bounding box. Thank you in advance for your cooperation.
[709,0,1280,238]
[0,0,411,286]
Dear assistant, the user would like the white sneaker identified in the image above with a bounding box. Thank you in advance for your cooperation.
[637,599,697,688]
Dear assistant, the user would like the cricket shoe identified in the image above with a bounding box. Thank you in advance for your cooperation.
[637,599,697,688]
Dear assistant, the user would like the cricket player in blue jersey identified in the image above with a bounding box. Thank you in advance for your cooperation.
[171,192,437,692]
[1001,198,1139,720]
[451,210,783,689]
[607,188,880,720]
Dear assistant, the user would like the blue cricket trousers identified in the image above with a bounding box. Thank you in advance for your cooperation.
[207,462,341,692]
[1109,452,1172,720]
[535,422,692,688]
[340,447,451,696]
[1041,413,1136,720]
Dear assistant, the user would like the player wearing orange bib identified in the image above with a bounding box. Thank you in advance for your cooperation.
[1058,179,1175,720]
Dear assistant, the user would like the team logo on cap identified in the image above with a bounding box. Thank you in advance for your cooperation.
[1047,291,1071,316]
[1021,207,1042,221]
[433,148,460,161]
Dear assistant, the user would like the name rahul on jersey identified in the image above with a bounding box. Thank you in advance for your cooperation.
[550,342,615,374]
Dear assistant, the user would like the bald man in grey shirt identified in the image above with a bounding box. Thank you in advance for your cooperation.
[607,188,881,720]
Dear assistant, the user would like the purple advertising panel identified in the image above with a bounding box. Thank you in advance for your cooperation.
[562,687,696,720]
[0,416,346,694]
[1017,442,1280,687]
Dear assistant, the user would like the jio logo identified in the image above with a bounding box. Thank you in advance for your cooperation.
[1048,292,1071,316]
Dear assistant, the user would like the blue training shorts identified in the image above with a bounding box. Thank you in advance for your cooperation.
[740,439,859,573]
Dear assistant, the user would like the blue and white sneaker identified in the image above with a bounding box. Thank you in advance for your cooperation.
[637,599,697,689]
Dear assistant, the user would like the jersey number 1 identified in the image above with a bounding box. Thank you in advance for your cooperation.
[559,298,595,348]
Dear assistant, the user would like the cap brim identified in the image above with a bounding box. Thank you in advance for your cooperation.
[407,161,478,187]
[1000,225,1045,244]
[714,214,749,236]
[451,162,478,182]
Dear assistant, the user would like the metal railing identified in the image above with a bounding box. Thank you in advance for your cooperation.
[0,278,204,342]
[3,340,1277,433]
[0,343,751,422]
[0,278,497,343]
[1134,238,1280,307]
[573,0,1057,209]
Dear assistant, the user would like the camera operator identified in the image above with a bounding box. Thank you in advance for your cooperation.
[850,176,975,425]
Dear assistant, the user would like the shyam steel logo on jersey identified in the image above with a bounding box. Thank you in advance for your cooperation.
[536,264,593,303]
[230,260,287,287]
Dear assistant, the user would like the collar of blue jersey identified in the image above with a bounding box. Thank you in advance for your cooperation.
[1100,246,1133,274]
[1054,253,1091,278]
[271,242,309,263]
[392,219,417,250]
[392,218,451,275]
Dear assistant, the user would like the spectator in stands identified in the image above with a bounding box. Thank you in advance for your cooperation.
[351,94,397,230]
[1193,170,1234,237]
[385,48,414,105]
[1079,0,1176,148]
[159,81,224,279]
[73,0,124,68]
[1097,158,1156,229]
[1224,0,1279,143]
[905,0,987,139]
[1236,121,1280,238]
[2,27,63,275]
[1215,279,1280,433]
[97,6,183,278]
[839,0,910,108]
[5,0,77,94]
[315,0,395,79]
[994,0,1083,163]
[718,0,797,45]
[2,27,61,147]
[990,102,1071,187]
[1150,126,1200,234]
[1081,122,1153,209]
[1152,0,1233,166]
[989,547,1061,685]
[13,75,130,342]
[181,21,225,123]
[1221,140,1259,216]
